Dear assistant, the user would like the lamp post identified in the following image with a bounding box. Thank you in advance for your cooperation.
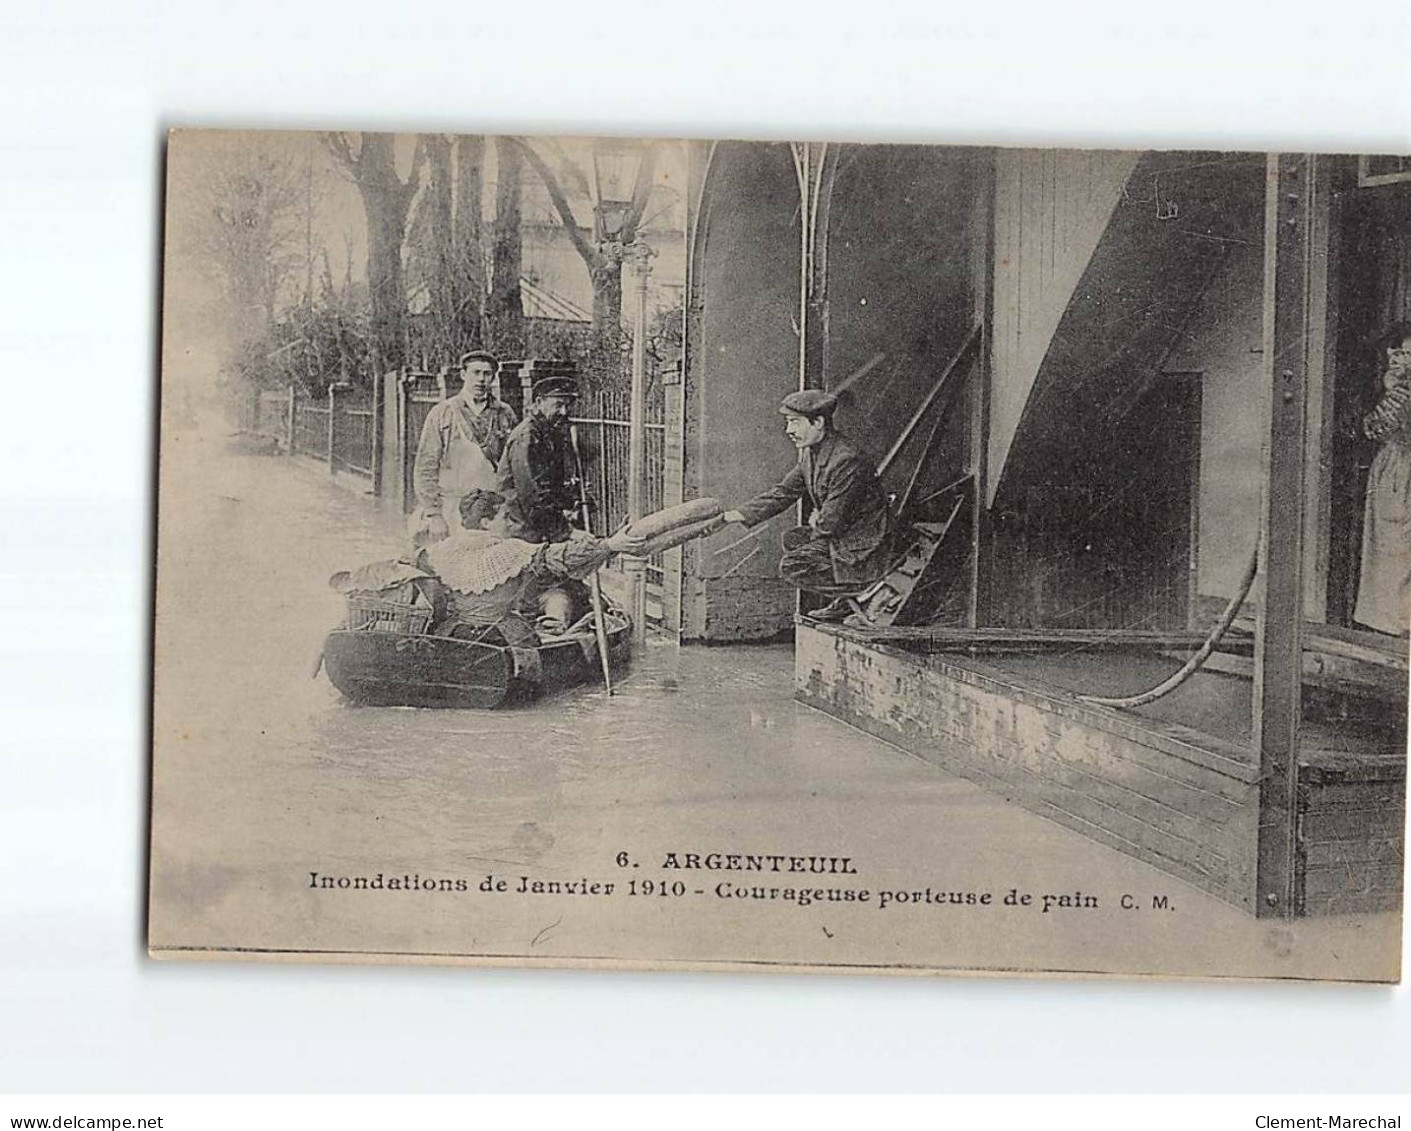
[592,142,654,645]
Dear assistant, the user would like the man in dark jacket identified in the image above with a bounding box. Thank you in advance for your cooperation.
[723,389,893,618]
[495,375,579,543]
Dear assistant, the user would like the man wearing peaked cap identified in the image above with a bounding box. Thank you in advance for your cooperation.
[722,387,893,618]
[496,374,580,543]
[529,375,579,401]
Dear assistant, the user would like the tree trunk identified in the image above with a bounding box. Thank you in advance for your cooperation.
[488,136,525,358]
[591,252,623,338]
[424,134,456,362]
[453,135,485,350]
[356,134,411,382]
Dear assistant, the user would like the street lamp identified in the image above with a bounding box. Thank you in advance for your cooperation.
[591,140,643,243]
[591,140,655,645]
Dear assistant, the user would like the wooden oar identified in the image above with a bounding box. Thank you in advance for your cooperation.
[569,425,615,696]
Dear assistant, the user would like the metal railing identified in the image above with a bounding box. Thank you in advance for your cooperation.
[250,389,290,446]
[571,385,666,541]
[287,384,376,481]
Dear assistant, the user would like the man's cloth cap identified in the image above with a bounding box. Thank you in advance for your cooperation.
[533,375,579,401]
[459,350,498,369]
[780,389,837,417]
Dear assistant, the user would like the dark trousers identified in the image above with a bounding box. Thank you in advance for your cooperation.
[779,527,856,597]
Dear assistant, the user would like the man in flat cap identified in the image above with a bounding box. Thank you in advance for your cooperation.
[496,375,580,544]
[413,350,519,543]
[723,389,893,619]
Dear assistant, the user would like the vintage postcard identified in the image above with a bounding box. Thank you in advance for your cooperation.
[149,129,1408,981]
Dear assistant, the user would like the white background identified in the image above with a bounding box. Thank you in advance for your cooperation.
[2,0,1410,1094]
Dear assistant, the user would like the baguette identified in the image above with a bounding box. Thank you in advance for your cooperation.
[631,514,727,556]
[624,497,723,540]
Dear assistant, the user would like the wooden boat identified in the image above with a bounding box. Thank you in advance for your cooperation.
[322,608,632,709]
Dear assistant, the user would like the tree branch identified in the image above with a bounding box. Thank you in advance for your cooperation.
[509,136,597,266]
[621,143,659,244]
[322,132,359,178]
[404,133,429,207]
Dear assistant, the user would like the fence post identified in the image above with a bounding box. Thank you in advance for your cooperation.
[371,370,384,498]
[326,383,337,474]
[399,373,412,513]
[285,385,296,455]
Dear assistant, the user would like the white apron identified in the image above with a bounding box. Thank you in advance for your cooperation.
[439,404,500,530]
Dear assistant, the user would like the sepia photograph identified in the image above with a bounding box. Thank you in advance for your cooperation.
[148,128,1408,983]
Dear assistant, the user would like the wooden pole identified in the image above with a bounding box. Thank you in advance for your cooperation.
[625,243,654,646]
[1253,152,1316,919]
[570,424,614,696]
[878,323,982,478]
[968,154,996,629]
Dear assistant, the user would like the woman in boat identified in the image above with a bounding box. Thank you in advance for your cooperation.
[422,489,646,647]
[1354,321,1411,636]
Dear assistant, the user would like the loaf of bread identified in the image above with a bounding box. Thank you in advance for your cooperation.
[631,514,727,556]
[624,498,723,540]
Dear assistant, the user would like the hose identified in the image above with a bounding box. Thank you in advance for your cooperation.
[1077,545,1259,709]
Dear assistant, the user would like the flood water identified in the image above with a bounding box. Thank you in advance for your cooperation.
[147,419,1401,982]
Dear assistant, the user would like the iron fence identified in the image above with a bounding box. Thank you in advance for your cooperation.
[334,402,376,477]
[250,389,289,446]
[288,388,376,481]
[571,384,668,612]
[293,403,328,460]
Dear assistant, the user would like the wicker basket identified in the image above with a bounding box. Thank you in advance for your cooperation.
[346,590,435,635]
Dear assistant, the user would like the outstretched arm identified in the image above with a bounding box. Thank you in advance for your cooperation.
[533,527,650,581]
[730,464,807,527]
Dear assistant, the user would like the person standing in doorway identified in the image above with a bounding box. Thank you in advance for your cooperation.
[1355,322,1411,636]
[413,350,519,543]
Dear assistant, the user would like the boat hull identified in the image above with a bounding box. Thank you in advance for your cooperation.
[323,613,631,709]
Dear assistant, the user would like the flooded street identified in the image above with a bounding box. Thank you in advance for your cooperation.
[150,422,1399,980]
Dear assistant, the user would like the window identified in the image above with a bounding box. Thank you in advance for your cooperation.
[1358,155,1411,188]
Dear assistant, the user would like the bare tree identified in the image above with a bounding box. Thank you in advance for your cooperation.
[404,134,455,365]
[323,131,425,382]
[403,134,491,368]
[487,136,525,357]
[175,141,306,351]
[510,137,658,337]
[452,135,486,351]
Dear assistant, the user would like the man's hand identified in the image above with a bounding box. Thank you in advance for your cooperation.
[606,526,651,556]
[722,510,746,525]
